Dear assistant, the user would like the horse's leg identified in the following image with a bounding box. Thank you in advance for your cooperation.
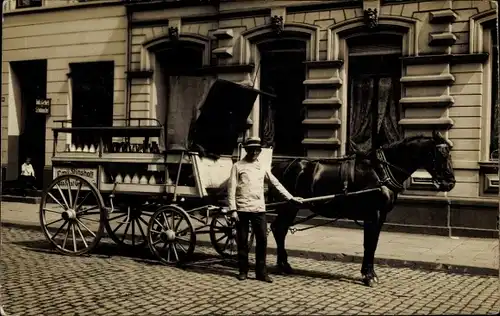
[270,206,299,274]
[361,210,387,287]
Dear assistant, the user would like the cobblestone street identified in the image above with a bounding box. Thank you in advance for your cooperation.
[1,226,499,316]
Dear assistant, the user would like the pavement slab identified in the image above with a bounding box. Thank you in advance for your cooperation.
[1,201,499,276]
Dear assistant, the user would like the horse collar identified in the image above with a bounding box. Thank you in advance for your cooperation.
[375,149,405,192]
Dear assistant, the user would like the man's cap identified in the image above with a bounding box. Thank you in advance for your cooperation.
[244,136,262,148]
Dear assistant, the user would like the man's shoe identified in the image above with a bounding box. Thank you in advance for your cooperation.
[237,273,247,281]
[256,274,273,283]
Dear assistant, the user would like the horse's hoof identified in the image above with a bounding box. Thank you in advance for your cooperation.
[362,275,379,287]
[277,262,294,275]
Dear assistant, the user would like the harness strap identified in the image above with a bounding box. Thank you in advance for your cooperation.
[375,149,405,192]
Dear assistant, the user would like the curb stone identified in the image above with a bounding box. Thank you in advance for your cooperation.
[1,220,497,277]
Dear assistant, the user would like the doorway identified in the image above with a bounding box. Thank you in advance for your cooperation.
[70,61,114,148]
[12,60,47,189]
[347,35,403,154]
[259,39,306,157]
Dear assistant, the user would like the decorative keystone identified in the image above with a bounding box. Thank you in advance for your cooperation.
[364,8,378,29]
[271,15,284,35]
[168,26,179,42]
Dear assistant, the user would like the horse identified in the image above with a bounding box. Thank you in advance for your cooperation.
[268,132,456,287]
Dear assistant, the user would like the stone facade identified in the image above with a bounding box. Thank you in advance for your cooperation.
[1,0,498,236]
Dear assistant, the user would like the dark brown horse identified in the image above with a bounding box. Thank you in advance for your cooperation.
[268,132,456,287]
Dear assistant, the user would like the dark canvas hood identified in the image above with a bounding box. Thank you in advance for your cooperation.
[189,79,273,156]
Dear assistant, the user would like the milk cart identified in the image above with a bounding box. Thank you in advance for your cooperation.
[39,79,274,264]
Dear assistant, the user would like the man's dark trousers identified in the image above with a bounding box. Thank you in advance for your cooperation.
[236,211,268,276]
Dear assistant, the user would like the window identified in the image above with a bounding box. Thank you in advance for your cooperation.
[490,23,498,160]
[16,0,42,9]
[70,61,114,149]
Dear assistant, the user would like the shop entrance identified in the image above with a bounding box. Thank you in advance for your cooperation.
[12,60,47,189]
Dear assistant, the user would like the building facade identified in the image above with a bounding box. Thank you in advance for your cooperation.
[1,0,499,236]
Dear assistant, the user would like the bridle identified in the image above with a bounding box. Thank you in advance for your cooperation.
[375,142,451,192]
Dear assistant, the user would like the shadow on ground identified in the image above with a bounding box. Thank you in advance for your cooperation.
[12,238,363,286]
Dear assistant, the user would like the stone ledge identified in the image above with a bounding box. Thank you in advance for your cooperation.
[429,32,457,46]
[303,60,344,69]
[400,95,454,108]
[212,28,234,39]
[212,47,233,58]
[401,53,489,65]
[398,118,454,129]
[429,9,458,24]
[302,98,341,108]
[303,78,343,88]
[302,138,341,147]
[400,74,455,86]
[302,118,341,127]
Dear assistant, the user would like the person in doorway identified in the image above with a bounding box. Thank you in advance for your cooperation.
[19,157,36,195]
[227,137,303,283]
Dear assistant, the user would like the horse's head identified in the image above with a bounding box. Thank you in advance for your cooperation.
[383,132,456,192]
[420,131,456,191]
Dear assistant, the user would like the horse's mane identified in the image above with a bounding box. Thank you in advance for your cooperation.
[277,135,439,165]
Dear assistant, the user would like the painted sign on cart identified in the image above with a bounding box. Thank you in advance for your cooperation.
[52,167,98,190]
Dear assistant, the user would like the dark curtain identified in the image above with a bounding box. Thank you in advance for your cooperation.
[349,76,402,153]
[261,86,276,148]
[349,77,375,152]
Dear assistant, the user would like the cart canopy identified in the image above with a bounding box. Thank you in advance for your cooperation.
[160,77,270,156]
[189,79,262,156]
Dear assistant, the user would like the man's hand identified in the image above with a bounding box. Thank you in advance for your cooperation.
[230,211,239,222]
[289,197,304,205]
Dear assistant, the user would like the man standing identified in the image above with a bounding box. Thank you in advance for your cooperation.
[227,137,303,283]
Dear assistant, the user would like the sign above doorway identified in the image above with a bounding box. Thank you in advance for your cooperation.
[35,98,51,115]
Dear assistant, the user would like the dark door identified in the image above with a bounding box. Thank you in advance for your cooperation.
[259,39,306,156]
[15,60,47,189]
[70,61,114,148]
[347,54,403,153]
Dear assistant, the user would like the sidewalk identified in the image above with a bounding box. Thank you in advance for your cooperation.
[1,201,498,276]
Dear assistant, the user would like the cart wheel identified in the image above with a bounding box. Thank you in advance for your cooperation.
[209,210,255,259]
[39,174,106,255]
[105,203,156,248]
[147,205,196,265]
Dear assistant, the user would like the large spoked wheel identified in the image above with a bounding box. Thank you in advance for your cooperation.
[39,174,106,255]
[209,210,255,259]
[105,202,157,248]
[147,205,196,265]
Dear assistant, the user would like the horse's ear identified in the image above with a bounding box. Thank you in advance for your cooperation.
[432,130,443,139]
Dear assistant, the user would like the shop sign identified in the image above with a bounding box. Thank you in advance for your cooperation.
[35,98,51,114]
